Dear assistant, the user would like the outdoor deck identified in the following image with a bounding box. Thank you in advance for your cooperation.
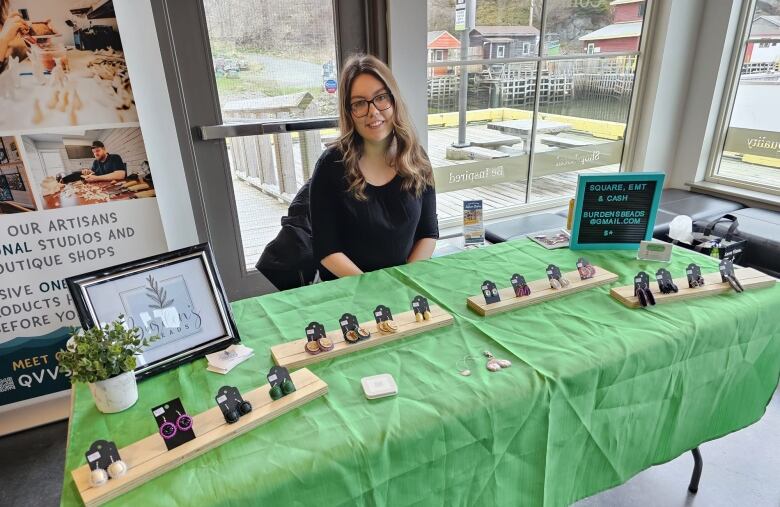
[233,123,780,270]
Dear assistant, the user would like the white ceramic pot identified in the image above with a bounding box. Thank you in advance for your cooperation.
[88,371,138,413]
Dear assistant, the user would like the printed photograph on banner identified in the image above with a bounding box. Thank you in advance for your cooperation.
[20,126,154,210]
[0,136,36,211]
[0,0,137,133]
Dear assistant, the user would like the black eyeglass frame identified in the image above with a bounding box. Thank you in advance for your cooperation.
[349,92,394,118]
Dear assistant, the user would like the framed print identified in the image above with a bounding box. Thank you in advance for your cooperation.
[67,243,240,379]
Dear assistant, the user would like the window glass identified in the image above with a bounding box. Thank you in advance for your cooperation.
[713,0,780,190]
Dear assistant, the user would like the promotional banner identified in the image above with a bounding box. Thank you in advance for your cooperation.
[0,1,168,428]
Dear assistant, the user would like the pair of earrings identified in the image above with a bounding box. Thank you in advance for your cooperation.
[578,264,596,280]
[345,326,372,343]
[484,351,512,372]
[659,279,679,294]
[224,399,253,424]
[514,284,531,297]
[724,273,744,293]
[304,336,334,355]
[90,456,128,487]
[688,275,705,288]
[376,320,398,333]
[457,351,512,376]
[159,411,193,440]
[636,283,656,307]
[549,275,570,289]
[414,310,432,322]
[269,378,296,400]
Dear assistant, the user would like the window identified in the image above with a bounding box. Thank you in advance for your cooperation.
[708,0,780,194]
[202,0,339,269]
[426,0,650,226]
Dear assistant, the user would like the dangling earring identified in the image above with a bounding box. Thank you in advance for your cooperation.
[457,355,476,376]
[484,351,512,372]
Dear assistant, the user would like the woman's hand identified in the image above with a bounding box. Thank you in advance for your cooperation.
[0,12,28,60]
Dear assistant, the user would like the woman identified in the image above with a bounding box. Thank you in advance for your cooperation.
[310,54,438,281]
[0,2,27,74]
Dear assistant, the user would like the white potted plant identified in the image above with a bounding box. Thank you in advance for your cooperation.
[57,319,158,414]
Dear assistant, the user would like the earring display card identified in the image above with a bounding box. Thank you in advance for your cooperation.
[719,259,736,282]
[510,274,529,297]
[215,386,246,420]
[151,398,195,451]
[71,369,328,507]
[633,271,650,296]
[373,305,394,323]
[411,295,431,315]
[467,266,619,316]
[576,257,595,280]
[270,306,454,370]
[305,322,327,342]
[85,440,121,472]
[610,266,775,308]
[481,280,501,304]
[655,268,677,293]
[338,313,360,338]
[686,263,704,288]
[546,264,563,282]
[267,365,293,389]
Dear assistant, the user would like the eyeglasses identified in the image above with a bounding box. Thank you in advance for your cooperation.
[349,92,394,118]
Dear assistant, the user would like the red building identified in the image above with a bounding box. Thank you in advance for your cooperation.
[579,0,645,53]
[427,30,461,76]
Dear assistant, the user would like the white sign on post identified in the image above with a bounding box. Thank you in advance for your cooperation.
[455,8,466,31]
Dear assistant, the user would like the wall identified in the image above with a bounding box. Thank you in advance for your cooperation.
[614,3,643,23]
[594,36,640,53]
[387,0,429,149]
[665,0,743,189]
[113,0,201,250]
[629,0,706,180]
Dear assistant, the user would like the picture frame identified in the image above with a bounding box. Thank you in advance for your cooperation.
[67,243,240,380]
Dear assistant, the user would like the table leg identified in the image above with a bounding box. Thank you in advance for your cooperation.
[688,447,703,493]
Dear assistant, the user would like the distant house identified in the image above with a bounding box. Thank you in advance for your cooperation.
[579,0,645,54]
[745,16,780,64]
[470,25,540,59]
[427,30,461,77]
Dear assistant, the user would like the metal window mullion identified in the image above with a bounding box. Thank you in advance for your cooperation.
[525,0,549,204]
[427,50,641,68]
[619,0,653,173]
[705,0,759,183]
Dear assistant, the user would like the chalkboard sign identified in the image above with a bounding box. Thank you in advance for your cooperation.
[570,173,665,250]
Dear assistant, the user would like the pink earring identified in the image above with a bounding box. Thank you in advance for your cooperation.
[484,351,512,372]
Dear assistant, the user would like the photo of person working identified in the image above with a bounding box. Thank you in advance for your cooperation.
[81,141,126,182]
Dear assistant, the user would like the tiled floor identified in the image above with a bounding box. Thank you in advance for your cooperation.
[1,388,777,507]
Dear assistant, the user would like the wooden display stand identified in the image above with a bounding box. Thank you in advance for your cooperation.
[71,368,327,507]
[610,267,776,308]
[466,266,619,316]
[271,306,454,370]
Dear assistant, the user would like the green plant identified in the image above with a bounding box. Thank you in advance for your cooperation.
[56,318,158,384]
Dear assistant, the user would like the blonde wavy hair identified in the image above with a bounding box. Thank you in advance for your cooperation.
[335,54,433,200]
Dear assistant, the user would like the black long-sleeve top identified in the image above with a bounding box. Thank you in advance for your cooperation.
[310,147,439,281]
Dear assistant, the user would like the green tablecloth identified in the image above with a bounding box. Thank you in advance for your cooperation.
[61,241,780,507]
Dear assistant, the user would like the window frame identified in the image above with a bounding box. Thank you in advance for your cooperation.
[425,0,654,223]
[704,0,780,197]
